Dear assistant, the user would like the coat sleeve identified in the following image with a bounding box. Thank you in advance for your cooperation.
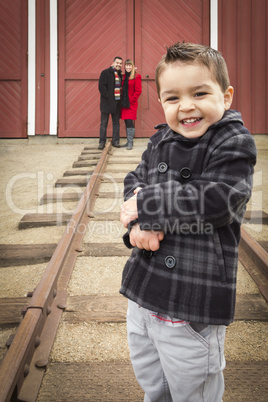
[130,74,142,102]
[124,141,150,200]
[136,133,257,231]
[98,70,109,98]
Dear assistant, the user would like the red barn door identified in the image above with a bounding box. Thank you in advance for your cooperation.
[58,0,134,137]
[0,0,28,138]
[134,0,210,136]
[218,0,268,134]
[58,0,209,138]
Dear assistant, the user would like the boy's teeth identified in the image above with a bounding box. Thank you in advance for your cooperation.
[183,118,200,124]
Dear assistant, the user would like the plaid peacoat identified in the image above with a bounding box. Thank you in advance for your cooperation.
[120,110,257,325]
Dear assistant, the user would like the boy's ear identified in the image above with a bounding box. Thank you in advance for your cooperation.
[224,86,234,110]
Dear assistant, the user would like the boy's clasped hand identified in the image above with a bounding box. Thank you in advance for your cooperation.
[120,187,164,251]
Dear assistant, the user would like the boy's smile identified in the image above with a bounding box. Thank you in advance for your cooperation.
[159,62,233,139]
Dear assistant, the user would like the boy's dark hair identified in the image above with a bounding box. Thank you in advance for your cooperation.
[155,42,230,97]
[114,56,123,61]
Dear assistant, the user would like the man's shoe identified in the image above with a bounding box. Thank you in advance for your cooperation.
[112,142,120,148]
[98,143,105,150]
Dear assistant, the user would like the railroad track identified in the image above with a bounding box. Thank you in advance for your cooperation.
[0,139,267,401]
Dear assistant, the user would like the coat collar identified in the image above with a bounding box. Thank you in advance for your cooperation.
[109,66,122,76]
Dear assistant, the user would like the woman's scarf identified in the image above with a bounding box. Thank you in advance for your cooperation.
[121,71,131,108]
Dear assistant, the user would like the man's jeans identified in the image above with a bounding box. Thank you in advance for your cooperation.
[127,300,226,402]
[99,101,120,144]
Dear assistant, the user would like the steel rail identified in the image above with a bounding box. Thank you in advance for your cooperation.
[0,142,112,402]
[239,226,268,302]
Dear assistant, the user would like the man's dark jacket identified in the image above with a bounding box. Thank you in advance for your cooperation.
[99,67,121,114]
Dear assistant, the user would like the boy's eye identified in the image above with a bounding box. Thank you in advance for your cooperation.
[194,92,207,97]
[166,96,178,102]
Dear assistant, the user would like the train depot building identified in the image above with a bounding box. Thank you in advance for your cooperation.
[0,0,267,140]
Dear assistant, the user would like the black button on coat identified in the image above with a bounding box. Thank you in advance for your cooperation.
[180,167,192,179]
[158,162,168,173]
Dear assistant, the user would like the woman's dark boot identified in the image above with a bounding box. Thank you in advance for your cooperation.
[127,128,135,150]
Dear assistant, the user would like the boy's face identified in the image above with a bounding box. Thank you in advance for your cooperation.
[158,62,233,139]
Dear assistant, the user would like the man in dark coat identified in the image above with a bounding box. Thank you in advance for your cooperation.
[98,56,123,149]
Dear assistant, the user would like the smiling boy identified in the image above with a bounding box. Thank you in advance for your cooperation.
[120,43,257,401]
[159,62,233,139]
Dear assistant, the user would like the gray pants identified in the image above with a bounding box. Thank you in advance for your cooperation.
[127,300,226,402]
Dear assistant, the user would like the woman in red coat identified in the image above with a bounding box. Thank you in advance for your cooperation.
[120,60,142,149]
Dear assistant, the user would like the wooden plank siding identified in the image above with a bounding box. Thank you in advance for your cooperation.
[58,0,133,137]
[0,0,28,138]
[0,0,266,138]
[218,0,268,134]
[58,0,210,138]
[134,0,210,136]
